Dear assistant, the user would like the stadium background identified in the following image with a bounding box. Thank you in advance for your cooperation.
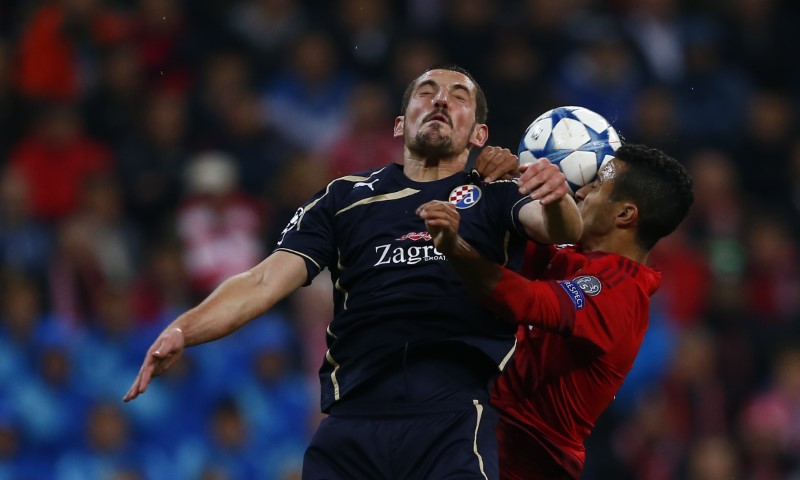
[1,0,800,478]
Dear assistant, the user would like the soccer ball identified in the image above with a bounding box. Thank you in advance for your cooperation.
[518,106,621,193]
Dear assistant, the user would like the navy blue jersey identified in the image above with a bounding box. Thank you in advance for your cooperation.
[276,163,533,412]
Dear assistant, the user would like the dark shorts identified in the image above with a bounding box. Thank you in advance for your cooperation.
[303,400,499,480]
[303,343,501,479]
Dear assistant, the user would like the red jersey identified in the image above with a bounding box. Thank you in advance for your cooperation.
[489,243,661,479]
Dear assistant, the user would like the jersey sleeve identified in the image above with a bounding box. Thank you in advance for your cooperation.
[273,184,338,285]
[482,179,534,238]
[488,258,649,353]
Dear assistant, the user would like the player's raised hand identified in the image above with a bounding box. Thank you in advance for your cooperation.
[475,146,520,182]
[123,327,186,402]
[416,200,460,254]
[518,158,569,205]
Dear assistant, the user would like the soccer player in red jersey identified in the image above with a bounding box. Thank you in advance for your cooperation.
[418,143,694,480]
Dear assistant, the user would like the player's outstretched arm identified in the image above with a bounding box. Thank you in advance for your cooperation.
[517,158,582,244]
[123,251,308,402]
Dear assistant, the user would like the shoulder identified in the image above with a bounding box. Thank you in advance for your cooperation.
[578,252,661,296]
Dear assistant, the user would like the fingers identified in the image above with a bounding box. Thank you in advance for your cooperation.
[416,200,456,219]
[475,146,519,182]
[123,329,185,402]
[517,158,568,204]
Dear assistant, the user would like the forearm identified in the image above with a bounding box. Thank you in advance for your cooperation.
[542,195,583,244]
[169,272,271,346]
[168,251,307,346]
[445,236,503,299]
[522,195,583,244]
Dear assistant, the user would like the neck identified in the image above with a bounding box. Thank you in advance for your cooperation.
[402,148,470,182]
[581,232,649,264]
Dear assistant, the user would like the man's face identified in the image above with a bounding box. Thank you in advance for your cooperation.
[394,69,487,157]
[575,159,622,240]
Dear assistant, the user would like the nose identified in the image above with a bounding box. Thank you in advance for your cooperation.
[433,89,449,108]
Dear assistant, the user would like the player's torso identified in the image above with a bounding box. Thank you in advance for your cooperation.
[329,164,525,325]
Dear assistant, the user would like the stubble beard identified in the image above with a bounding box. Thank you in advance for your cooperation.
[406,125,457,159]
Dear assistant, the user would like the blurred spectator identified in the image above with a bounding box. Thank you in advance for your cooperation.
[743,216,800,325]
[325,81,402,177]
[0,39,23,160]
[438,0,496,82]
[0,169,54,288]
[260,30,355,152]
[672,17,751,151]
[660,329,730,445]
[8,337,88,457]
[189,50,253,142]
[177,151,265,298]
[0,401,50,480]
[0,272,50,389]
[214,89,298,198]
[735,89,795,204]
[333,0,394,77]
[53,401,172,480]
[737,345,800,480]
[15,0,132,101]
[227,0,308,76]
[483,33,553,150]
[621,0,685,84]
[684,435,741,480]
[684,150,748,317]
[82,43,145,148]
[552,15,645,134]
[131,0,192,91]
[130,239,190,325]
[8,103,112,221]
[626,86,685,159]
[48,174,140,324]
[723,0,800,91]
[648,224,711,328]
[174,397,261,480]
[115,89,188,240]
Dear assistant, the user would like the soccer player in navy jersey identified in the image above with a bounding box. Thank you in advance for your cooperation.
[123,65,582,479]
[418,143,694,480]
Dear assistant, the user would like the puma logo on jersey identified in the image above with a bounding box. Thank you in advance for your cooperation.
[353,178,380,191]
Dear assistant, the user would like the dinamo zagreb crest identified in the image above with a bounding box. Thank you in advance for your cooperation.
[449,185,482,209]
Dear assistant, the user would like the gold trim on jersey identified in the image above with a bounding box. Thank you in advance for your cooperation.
[335,188,421,216]
[325,350,341,401]
[273,248,322,272]
[326,324,337,339]
[472,399,489,480]
[298,169,386,229]
[334,250,349,310]
[498,337,517,371]
[334,278,349,310]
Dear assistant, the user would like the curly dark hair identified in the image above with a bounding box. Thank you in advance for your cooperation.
[610,143,694,250]
[400,64,488,124]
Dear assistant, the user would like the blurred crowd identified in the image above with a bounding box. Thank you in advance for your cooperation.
[1,0,800,479]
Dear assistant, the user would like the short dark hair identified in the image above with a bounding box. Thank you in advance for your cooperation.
[610,144,694,250]
[400,64,488,124]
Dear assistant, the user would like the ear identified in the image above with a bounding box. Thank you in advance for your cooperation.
[393,116,404,138]
[469,123,489,148]
[615,202,638,228]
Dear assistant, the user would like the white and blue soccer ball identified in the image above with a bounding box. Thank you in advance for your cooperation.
[518,106,621,194]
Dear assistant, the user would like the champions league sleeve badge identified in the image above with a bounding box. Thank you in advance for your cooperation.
[449,185,482,209]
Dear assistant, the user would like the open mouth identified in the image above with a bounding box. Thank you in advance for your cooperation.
[426,113,451,126]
